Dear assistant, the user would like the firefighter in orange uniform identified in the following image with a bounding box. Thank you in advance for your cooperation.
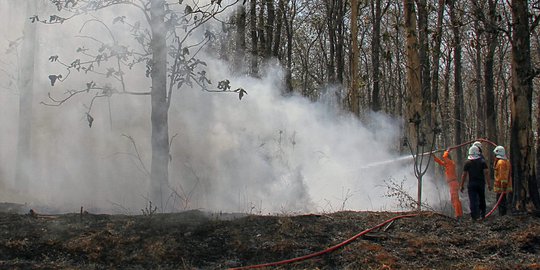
[433,150,463,218]
[493,146,512,216]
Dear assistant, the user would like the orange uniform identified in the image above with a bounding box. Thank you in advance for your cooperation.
[494,159,512,193]
[433,151,457,182]
[433,151,463,218]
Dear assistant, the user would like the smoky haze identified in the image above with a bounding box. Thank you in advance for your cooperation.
[0,1,447,214]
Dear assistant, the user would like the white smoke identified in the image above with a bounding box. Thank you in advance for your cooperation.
[0,0,447,214]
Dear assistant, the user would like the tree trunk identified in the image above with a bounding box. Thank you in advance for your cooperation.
[403,0,425,211]
[403,0,422,148]
[484,0,498,145]
[150,0,170,210]
[272,0,284,58]
[431,0,444,145]
[284,0,294,94]
[449,0,464,169]
[234,5,246,73]
[250,0,258,76]
[258,1,266,59]
[335,0,345,84]
[325,0,337,84]
[510,0,540,211]
[474,19,484,138]
[348,0,360,115]
[265,0,275,58]
[415,0,432,126]
[371,0,382,112]
[442,46,452,148]
[15,0,38,193]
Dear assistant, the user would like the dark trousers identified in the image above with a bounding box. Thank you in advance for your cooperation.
[497,193,508,216]
[468,184,486,220]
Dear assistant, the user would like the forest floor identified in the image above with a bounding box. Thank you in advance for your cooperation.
[0,202,539,269]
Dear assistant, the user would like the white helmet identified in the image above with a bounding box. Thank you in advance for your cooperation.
[468,146,480,160]
[493,146,507,159]
[473,141,482,152]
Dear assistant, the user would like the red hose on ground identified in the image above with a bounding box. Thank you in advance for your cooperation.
[228,213,419,270]
[482,192,507,220]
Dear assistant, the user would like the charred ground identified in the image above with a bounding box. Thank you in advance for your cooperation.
[0,202,539,269]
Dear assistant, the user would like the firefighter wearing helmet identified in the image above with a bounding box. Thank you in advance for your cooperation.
[493,146,512,216]
[460,145,490,220]
[432,150,463,219]
[473,141,485,161]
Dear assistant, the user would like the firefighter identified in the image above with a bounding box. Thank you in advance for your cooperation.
[460,145,491,220]
[473,141,485,161]
[493,146,512,216]
[432,150,463,218]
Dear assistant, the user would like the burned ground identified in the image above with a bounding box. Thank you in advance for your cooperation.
[0,203,539,269]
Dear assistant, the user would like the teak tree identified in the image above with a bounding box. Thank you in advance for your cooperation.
[36,0,244,210]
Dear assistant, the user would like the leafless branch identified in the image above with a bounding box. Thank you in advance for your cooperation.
[122,134,150,177]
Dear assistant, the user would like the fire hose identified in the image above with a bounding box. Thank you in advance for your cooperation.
[228,213,419,270]
[483,192,507,220]
[447,138,498,151]
[230,138,504,269]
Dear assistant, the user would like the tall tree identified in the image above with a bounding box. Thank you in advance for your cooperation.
[15,0,38,192]
[149,0,169,208]
[510,0,540,211]
[403,0,431,211]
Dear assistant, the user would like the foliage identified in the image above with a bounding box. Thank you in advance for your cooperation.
[141,200,158,216]
[35,0,245,127]
[382,177,433,211]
